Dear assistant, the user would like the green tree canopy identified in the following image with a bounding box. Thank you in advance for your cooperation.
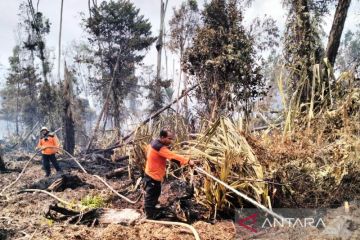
[84,0,156,131]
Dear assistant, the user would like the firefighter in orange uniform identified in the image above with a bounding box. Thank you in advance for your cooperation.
[36,127,62,177]
[144,129,194,219]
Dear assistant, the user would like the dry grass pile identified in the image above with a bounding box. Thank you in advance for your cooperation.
[180,117,268,214]
[178,87,360,213]
[254,86,360,208]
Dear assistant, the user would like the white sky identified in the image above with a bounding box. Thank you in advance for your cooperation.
[0,0,359,79]
[0,0,359,137]
[0,0,359,97]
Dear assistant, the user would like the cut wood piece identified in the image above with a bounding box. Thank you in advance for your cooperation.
[99,208,142,225]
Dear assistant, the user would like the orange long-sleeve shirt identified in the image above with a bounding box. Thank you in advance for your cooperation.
[145,139,189,182]
[37,134,60,155]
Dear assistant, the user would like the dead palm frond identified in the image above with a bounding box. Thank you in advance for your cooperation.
[183,117,267,211]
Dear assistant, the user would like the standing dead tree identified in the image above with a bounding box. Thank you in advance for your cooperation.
[63,63,75,155]
[326,0,352,66]
[57,0,64,82]
[153,0,169,111]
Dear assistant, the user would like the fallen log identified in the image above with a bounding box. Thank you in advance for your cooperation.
[24,174,91,192]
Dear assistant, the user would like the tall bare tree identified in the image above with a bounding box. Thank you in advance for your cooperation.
[326,0,352,66]
[63,63,75,155]
[57,0,64,82]
[153,0,169,112]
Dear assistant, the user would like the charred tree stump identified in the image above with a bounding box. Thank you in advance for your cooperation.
[46,204,141,226]
[0,145,6,171]
[46,204,99,226]
[0,156,5,171]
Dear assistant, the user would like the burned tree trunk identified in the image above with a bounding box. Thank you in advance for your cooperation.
[111,86,121,139]
[0,145,5,171]
[326,0,352,66]
[0,157,5,171]
[63,63,75,155]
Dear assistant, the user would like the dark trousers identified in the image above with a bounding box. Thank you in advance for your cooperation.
[42,154,61,176]
[144,174,161,217]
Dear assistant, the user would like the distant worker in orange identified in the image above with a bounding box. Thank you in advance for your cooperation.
[144,129,194,219]
[36,127,62,177]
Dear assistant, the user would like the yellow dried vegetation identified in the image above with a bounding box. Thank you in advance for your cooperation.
[109,62,359,213]
[182,117,268,211]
